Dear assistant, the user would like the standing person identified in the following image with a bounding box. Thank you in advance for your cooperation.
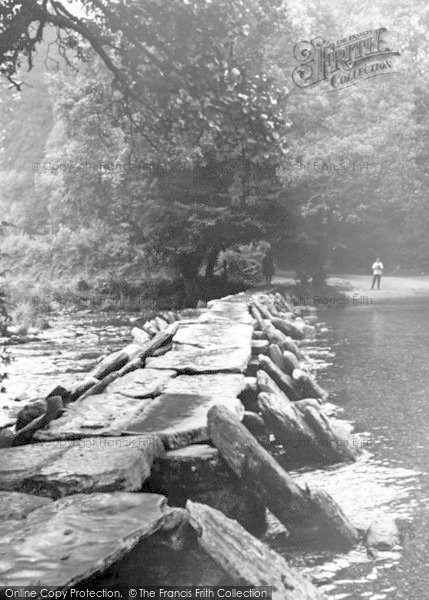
[371,257,384,290]
[262,247,275,284]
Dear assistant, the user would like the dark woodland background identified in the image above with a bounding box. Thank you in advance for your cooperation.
[0,0,428,324]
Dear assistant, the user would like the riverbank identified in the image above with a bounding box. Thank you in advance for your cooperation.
[328,274,429,303]
[270,272,429,307]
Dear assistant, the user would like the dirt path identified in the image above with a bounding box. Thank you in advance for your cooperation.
[327,274,429,302]
[272,271,429,303]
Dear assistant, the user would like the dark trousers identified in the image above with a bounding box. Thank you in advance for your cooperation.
[371,274,381,289]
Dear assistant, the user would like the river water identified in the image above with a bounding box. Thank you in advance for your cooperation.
[1,302,428,599]
[278,300,428,600]
[0,310,133,429]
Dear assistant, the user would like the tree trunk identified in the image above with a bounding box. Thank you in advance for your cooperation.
[205,247,220,279]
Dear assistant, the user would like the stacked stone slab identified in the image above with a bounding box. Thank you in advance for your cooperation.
[0,289,366,596]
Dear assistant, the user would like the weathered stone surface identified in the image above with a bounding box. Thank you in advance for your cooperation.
[131,327,152,345]
[186,501,325,600]
[0,442,66,491]
[173,322,253,350]
[256,370,294,407]
[292,369,327,400]
[189,486,266,535]
[294,398,322,413]
[91,324,179,380]
[238,377,258,412]
[105,368,177,398]
[0,492,182,587]
[0,429,14,448]
[126,393,244,449]
[302,406,360,464]
[0,435,163,498]
[252,330,267,340]
[203,300,254,324]
[258,355,301,402]
[23,435,164,498]
[366,516,401,552]
[281,336,304,359]
[154,316,169,331]
[271,317,305,339]
[283,350,300,374]
[91,343,143,379]
[35,392,154,441]
[267,343,287,370]
[146,345,250,374]
[257,392,322,465]
[13,396,64,445]
[142,321,159,336]
[15,399,46,430]
[242,411,270,446]
[149,444,234,493]
[208,405,358,547]
[70,376,100,401]
[0,492,52,522]
[147,445,267,531]
[161,373,245,400]
[252,339,270,355]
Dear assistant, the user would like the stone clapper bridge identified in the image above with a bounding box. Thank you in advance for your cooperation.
[0,291,367,599]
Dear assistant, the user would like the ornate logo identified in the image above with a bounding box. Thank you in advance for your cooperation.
[292,28,400,91]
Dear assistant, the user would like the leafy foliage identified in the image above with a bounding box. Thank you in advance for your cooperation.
[0,0,429,295]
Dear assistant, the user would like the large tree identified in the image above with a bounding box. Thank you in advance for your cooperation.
[1,0,294,299]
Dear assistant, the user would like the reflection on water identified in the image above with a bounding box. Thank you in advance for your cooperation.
[275,302,428,600]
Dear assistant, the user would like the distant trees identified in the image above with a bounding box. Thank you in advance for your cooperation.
[0,0,429,289]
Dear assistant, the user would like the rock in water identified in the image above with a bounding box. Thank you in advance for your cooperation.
[186,500,325,600]
[302,406,360,464]
[366,516,401,551]
[207,404,358,547]
[257,392,323,465]
[258,355,301,402]
[15,399,46,430]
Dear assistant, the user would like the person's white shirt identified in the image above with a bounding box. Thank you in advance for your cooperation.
[372,261,384,275]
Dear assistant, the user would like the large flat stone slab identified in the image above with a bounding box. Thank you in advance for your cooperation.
[203,301,254,325]
[173,322,253,350]
[105,368,177,398]
[0,492,52,523]
[161,373,246,400]
[146,346,250,374]
[0,435,164,498]
[126,393,244,449]
[35,392,156,441]
[0,492,182,587]
[0,442,67,491]
[198,310,254,325]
